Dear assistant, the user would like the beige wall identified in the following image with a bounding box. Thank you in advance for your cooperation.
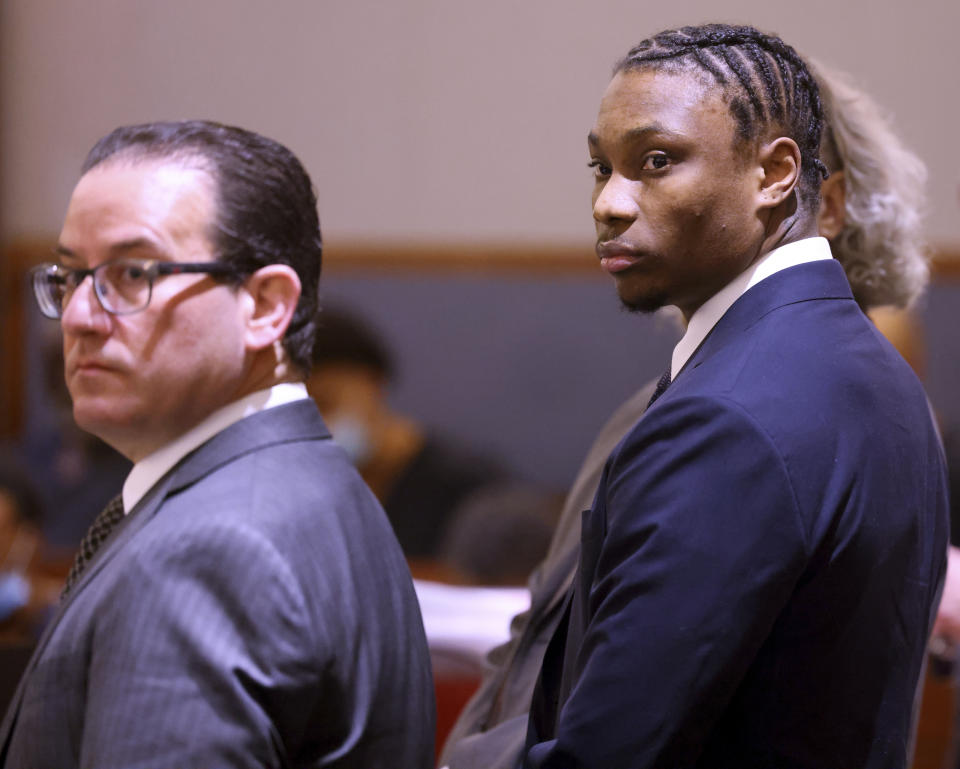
[2,0,957,247]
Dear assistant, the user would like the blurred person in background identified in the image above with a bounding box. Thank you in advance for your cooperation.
[0,461,48,717]
[439,484,562,587]
[10,337,131,549]
[308,306,510,567]
[0,461,55,643]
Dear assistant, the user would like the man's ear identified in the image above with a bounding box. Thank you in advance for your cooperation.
[757,137,802,209]
[817,169,847,240]
[241,265,302,352]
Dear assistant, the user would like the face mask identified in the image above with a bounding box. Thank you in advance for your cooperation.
[327,414,373,466]
[0,571,29,622]
[0,524,37,622]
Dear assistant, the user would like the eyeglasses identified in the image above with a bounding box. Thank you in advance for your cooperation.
[30,258,242,320]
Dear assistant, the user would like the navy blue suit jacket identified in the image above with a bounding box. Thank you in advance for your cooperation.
[525,259,949,769]
[0,400,435,769]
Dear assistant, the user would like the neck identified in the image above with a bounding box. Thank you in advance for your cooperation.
[756,201,819,261]
[108,351,302,463]
[236,344,303,399]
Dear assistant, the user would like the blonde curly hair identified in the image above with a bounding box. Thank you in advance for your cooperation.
[815,64,929,309]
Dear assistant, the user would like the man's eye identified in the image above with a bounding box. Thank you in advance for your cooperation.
[588,160,611,178]
[641,153,670,171]
[109,263,147,283]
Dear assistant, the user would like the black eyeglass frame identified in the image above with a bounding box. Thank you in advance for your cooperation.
[30,258,244,320]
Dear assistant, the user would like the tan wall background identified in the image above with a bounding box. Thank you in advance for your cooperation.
[3,0,958,451]
[1,0,958,249]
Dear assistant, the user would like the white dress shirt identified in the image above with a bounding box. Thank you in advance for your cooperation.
[671,237,833,379]
[122,382,309,514]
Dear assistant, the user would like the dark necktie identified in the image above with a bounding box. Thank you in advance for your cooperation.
[646,368,672,408]
[61,494,125,600]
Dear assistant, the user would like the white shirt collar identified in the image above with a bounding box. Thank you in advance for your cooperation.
[671,237,833,379]
[121,382,309,514]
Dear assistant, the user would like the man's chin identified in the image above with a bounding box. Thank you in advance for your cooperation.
[617,290,669,315]
[73,401,131,442]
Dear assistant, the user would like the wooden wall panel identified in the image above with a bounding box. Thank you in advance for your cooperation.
[0,241,40,438]
[323,241,960,277]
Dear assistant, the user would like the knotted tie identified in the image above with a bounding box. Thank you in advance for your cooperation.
[61,494,125,600]
[646,368,672,408]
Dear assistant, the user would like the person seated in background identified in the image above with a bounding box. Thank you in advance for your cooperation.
[0,462,51,642]
[0,467,46,719]
[308,306,510,565]
[440,484,562,587]
[440,55,937,769]
[9,337,131,549]
[0,459,71,718]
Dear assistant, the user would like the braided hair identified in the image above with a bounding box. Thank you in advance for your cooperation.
[616,24,829,207]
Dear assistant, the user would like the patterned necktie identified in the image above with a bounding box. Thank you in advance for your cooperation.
[61,494,125,600]
[646,368,672,408]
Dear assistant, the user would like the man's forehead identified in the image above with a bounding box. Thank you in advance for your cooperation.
[75,156,214,199]
[605,67,715,112]
[590,67,726,144]
[60,158,217,257]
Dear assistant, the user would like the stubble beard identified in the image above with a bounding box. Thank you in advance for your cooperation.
[616,286,670,315]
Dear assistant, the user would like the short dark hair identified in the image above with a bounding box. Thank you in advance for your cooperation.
[311,306,395,381]
[616,24,828,208]
[81,120,323,374]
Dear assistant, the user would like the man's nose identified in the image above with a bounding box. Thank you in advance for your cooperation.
[593,174,639,225]
[60,275,110,334]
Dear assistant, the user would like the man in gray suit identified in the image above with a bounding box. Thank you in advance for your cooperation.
[3,121,435,768]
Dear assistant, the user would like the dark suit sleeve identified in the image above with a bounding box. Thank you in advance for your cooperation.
[526,394,810,769]
[79,518,321,769]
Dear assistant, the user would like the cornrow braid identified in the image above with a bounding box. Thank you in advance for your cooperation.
[615,24,829,207]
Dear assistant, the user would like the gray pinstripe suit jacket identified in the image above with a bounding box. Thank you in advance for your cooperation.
[0,400,435,769]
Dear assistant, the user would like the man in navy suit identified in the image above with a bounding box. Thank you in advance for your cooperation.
[1,121,434,768]
[524,24,949,769]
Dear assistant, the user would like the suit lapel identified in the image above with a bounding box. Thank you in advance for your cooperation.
[0,400,330,754]
[164,399,330,496]
[524,260,856,743]
[668,259,855,393]
[0,472,173,752]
